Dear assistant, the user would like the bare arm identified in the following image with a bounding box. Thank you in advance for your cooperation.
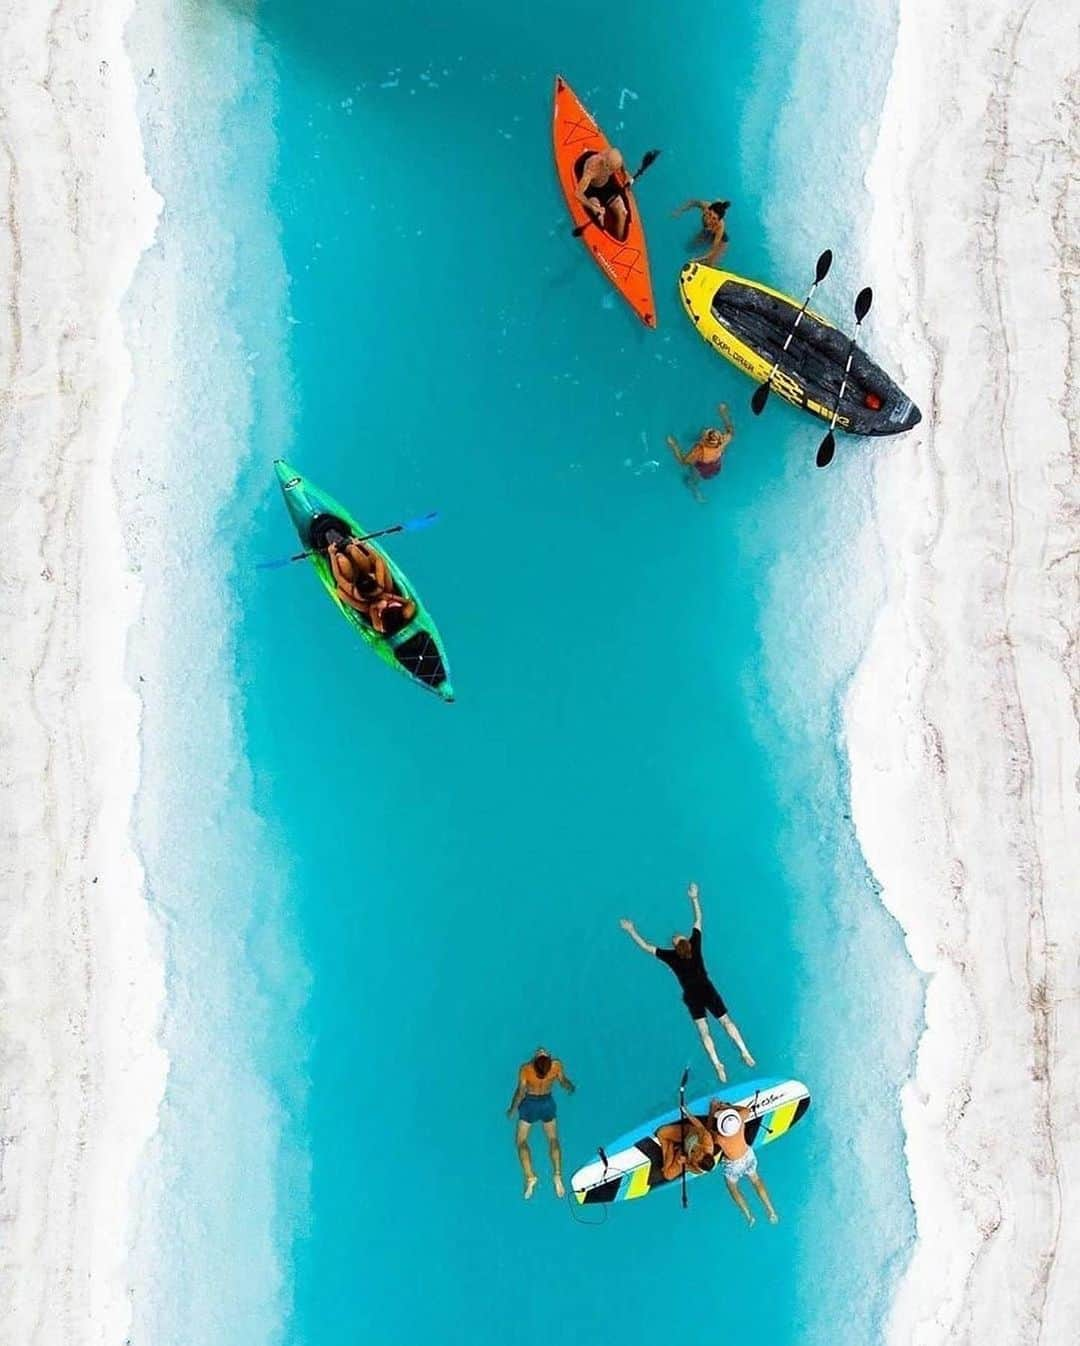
[695,232,728,266]
[506,1071,525,1117]
[672,199,709,217]
[667,434,690,465]
[688,881,702,932]
[619,918,657,956]
[574,162,606,217]
[717,403,734,436]
[557,1063,576,1094]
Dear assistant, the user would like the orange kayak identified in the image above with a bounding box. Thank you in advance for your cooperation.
[552,75,657,329]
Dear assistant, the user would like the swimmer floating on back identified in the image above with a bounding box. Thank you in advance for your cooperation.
[620,882,755,1083]
[507,1047,576,1200]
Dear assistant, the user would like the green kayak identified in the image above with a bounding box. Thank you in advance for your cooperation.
[274,459,453,702]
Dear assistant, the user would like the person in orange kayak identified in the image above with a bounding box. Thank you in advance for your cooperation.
[326,531,416,636]
[707,1097,779,1226]
[667,404,735,500]
[672,197,731,265]
[507,1048,576,1199]
[574,147,630,241]
[656,1106,717,1182]
[619,881,754,1082]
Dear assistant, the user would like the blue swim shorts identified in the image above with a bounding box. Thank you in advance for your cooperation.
[518,1094,557,1124]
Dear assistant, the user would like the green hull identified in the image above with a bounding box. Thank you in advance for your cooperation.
[274,460,453,702]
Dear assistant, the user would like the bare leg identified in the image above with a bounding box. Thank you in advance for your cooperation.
[683,469,706,504]
[608,196,629,241]
[543,1120,564,1198]
[515,1120,538,1199]
[720,1013,755,1067]
[695,1017,726,1082]
[726,1178,755,1226]
[750,1171,779,1223]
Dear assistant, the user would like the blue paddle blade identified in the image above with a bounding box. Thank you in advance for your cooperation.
[256,554,304,571]
[402,510,439,531]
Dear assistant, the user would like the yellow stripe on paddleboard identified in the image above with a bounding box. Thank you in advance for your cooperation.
[625,1162,653,1200]
[761,1099,799,1142]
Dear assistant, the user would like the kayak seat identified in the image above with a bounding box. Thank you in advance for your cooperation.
[308,511,351,553]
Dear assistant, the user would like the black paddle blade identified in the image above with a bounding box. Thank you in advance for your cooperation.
[751,381,770,415]
[816,433,837,467]
[854,286,873,322]
[815,249,833,283]
[679,1067,690,1089]
[636,148,661,176]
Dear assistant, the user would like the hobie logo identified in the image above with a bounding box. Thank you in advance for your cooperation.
[753,1089,786,1111]
[284,476,301,489]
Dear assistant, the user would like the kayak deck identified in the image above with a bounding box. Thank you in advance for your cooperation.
[552,75,656,328]
[274,460,453,702]
[680,261,921,436]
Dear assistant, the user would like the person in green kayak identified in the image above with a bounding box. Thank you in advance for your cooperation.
[667,404,735,501]
[619,881,755,1083]
[672,197,731,265]
[507,1048,576,1199]
[326,531,416,636]
[574,147,630,241]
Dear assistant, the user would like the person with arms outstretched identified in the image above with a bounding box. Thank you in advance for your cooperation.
[507,1048,576,1199]
[708,1097,779,1226]
[619,881,754,1082]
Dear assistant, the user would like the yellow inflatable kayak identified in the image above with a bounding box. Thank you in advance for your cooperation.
[679,261,920,437]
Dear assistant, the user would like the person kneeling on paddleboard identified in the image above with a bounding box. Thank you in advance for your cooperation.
[708,1098,779,1226]
[619,881,754,1083]
[574,147,630,241]
[506,1048,576,1200]
[672,197,731,265]
[667,403,734,501]
[326,531,416,636]
[656,1106,717,1182]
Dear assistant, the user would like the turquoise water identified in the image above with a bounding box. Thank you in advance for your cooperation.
[136,0,919,1341]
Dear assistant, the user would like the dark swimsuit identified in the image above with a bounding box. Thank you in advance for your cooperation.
[574,152,629,233]
[695,454,723,480]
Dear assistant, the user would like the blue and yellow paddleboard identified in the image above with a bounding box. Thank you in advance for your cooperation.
[571,1076,810,1205]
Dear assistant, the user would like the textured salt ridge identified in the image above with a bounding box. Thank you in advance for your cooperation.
[0,3,166,1344]
[850,0,1080,1340]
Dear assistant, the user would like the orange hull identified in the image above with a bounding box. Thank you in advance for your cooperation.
[552,75,657,329]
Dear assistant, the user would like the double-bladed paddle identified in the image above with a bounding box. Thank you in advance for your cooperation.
[750,249,833,415]
[572,149,662,237]
[678,1066,691,1210]
[817,286,873,467]
[256,511,439,571]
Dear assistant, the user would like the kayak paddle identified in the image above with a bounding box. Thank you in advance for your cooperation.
[572,150,661,237]
[750,249,833,415]
[678,1066,690,1210]
[257,511,439,570]
[817,286,873,467]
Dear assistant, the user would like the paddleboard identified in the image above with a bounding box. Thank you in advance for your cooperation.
[571,1076,810,1205]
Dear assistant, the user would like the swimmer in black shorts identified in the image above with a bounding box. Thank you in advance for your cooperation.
[620,881,755,1082]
